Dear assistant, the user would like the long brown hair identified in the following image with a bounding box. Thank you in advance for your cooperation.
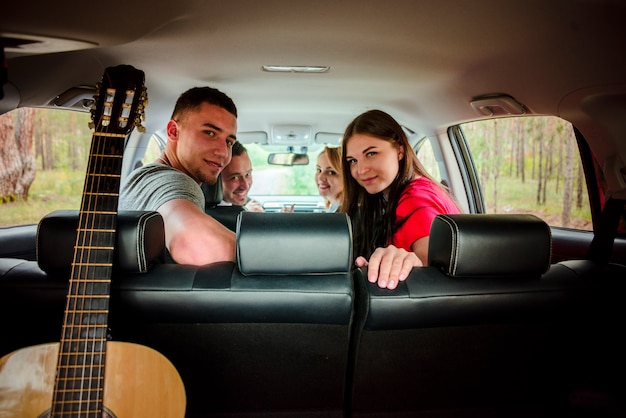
[339,109,442,259]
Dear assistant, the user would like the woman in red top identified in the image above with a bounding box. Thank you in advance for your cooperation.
[341,109,460,290]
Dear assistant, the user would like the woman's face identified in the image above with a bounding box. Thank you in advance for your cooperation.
[345,133,403,196]
[316,152,343,202]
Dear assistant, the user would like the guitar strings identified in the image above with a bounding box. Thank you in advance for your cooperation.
[82,85,118,416]
[56,84,119,416]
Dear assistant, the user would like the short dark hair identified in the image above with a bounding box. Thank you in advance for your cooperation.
[231,141,247,157]
[171,86,237,120]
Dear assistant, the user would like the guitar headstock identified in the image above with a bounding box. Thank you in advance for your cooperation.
[89,65,147,134]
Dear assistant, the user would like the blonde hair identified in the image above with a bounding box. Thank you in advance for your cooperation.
[318,146,343,209]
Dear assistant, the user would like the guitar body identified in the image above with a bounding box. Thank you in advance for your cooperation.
[0,341,186,417]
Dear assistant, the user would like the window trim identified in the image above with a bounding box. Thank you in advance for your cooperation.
[447,125,484,214]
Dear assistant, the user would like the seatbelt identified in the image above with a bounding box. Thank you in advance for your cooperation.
[587,198,625,264]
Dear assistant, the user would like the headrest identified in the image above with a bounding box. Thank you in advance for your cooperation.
[37,210,165,276]
[428,214,551,278]
[236,212,352,275]
[202,175,223,209]
[206,205,246,232]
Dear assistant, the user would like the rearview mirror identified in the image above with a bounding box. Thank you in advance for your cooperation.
[267,153,309,166]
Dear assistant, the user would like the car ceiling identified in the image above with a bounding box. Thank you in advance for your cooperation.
[2,0,626,148]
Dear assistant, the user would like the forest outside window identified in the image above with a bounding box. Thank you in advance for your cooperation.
[459,116,592,231]
[0,107,91,227]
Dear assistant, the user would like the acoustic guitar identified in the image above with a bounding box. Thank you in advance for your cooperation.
[0,65,186,417]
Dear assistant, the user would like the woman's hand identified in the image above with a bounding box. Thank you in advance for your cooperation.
[355,245,423,290]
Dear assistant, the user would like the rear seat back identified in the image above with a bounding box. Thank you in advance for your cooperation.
[0,210,166,356]
[348,214,626,417]
[1,210,355,418]
[106,211,355,417]
[2,211,624,417]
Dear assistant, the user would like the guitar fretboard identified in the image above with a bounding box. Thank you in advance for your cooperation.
[51,131,125,416]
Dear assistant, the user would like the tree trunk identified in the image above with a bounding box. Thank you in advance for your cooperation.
[562,134,575,227]
[492,120,499,213]
[518,124,526,183]
[536,124,543,205]
[0,108,36,202]
[576,158,584,209]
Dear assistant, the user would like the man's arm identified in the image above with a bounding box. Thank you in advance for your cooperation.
[158,198,236,264]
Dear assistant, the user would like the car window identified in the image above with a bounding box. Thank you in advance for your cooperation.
[0,107,90,227]
[140,132,166,167]
[414,137,442,183]
[245,143,320,196]
[459,116,592,231]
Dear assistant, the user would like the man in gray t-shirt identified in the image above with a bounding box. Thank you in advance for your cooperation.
[119,164,204,212]
[119,86,238,265]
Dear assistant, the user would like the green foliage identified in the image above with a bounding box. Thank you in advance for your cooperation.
[0,169,85,227]
[286,165,318,195]
[246,144,319,195]
[246,144,270,169]
[462,116,591,230]
[33,109,92,171]
[1,111,594,231]
[1,108,91,226]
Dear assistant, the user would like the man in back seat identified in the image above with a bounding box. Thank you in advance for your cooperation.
[219,141,265,212]
[119,86,237,265]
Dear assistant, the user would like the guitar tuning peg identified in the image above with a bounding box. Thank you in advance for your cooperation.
[93,82,101,99]
[141,88,149,108]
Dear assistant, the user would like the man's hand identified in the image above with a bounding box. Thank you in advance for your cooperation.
[244,199,265,212]
[280,204,295,213]
[355,245,423,290]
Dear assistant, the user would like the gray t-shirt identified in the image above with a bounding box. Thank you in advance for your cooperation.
[118,163,205,211]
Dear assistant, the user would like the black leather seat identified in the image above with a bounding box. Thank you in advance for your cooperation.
[111,211,354,417]
[2,212,624,417]
[0,210,166,357]
[348,214,626,417]
[0,209,355,417]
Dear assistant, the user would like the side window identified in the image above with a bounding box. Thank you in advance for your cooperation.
[0,107,91,227]
[140,132,166,167]
[415,138,442,182]
[459,116,592,231]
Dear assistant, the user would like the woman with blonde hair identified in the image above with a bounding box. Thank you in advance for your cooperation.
[315,146,343,212]
[341,109,459,289]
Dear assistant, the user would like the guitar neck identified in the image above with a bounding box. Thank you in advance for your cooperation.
[52,131,125,414]
[51,65,146,417]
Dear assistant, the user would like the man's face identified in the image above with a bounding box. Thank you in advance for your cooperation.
[168,102,237,185]
[221,151,253,205]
